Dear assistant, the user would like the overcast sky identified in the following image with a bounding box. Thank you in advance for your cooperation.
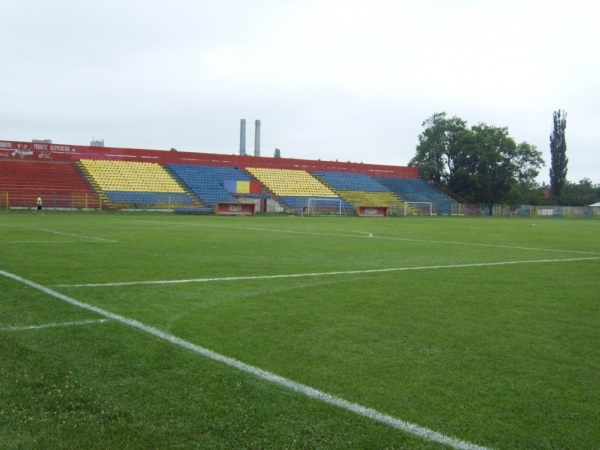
[2,0,599,183]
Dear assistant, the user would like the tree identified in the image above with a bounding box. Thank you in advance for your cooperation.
[559,178,600,206]
[508,142,546,204]
[408,112,467,184]
[549,109,568,200]
[274,148,281,158]
[410,112,544,212]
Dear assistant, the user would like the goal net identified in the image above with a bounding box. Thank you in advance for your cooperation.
[306,198,347,215]
[403,201,435,216]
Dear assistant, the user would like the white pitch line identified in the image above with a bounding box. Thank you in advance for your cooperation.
[1,319,109,332]
[22,226,116,242]
[218,226,375,239]
[54,256,600,288]
[0,268,490,450]
[4,241,86,244]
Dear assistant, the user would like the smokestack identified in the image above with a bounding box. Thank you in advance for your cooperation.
[254,120,261,157]
[239,119,246,156]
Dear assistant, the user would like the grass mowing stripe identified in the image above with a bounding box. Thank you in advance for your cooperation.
[389,237,600,255]
[118,218,599,255]
[121,219,375,238]
[1,319,109,331]
[54,256,600,287]
[1,268,491,450]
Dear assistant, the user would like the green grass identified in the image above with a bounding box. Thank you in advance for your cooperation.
[1,212,599,449]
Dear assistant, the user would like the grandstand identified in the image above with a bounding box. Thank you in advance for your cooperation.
[0,138,464,214]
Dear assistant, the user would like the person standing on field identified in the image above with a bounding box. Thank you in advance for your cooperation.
[36,196,43,214]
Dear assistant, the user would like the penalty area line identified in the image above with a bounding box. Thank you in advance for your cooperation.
[55,256,600,288]
[0,268,490,450]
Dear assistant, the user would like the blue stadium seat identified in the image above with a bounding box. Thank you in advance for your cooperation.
[313,172,388,192]
[167,165,253,207]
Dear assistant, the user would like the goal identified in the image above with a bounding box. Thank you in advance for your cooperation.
[403,201,435,216]
[306,198,347,215]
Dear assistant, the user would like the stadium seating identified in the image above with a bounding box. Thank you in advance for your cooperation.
[374,177,462,215]
[80,160,196,209]
[247,168,338,197]
[313,171,406,213]
[313,172,389,192]
[336,190,405,211]
[167,164,253,207]
[246,167,351,211]
[80,160,186,192]
[0,160,100,208]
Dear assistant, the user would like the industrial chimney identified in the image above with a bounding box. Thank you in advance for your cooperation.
[239,119,246,156]
[254,120,261,157]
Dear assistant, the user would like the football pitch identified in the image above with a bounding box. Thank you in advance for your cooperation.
[1,212,598,449]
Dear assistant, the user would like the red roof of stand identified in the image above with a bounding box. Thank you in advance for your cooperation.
[0,139,418,179]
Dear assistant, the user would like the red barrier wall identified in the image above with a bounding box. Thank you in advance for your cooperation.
[215,202,256,216]
[357,206,389,217]
[0,139,418,179]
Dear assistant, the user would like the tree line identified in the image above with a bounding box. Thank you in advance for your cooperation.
[408,111,599,209]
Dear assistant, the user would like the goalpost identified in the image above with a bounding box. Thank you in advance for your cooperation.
[306,198,347,215]
[404,201,435,216]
